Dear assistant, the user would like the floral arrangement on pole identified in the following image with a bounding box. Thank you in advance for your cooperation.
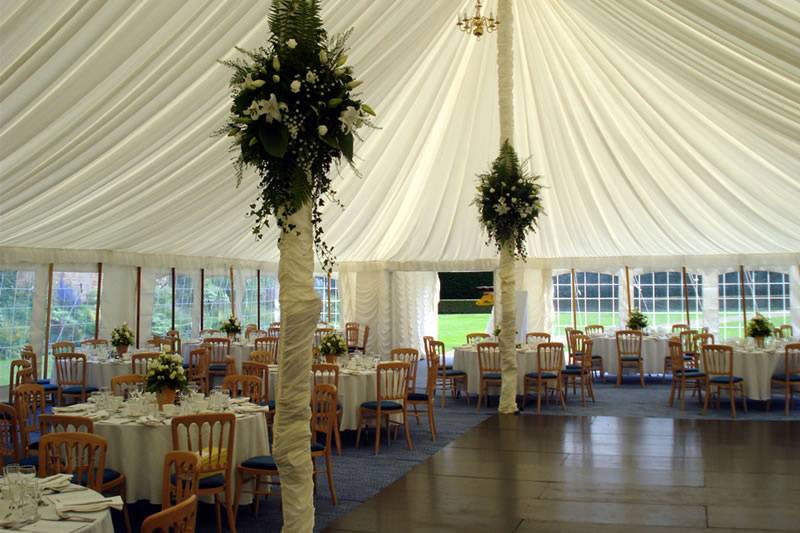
[746,313,773,347]
[219,0,374,270]
[144,353,189,408]
[626,310,649,331]
[220,315,242,338]
[111,323,134,354]
[319,332,347,362]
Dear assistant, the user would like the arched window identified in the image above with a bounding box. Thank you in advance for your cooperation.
[719,270,790,339]
[632,271,703,327]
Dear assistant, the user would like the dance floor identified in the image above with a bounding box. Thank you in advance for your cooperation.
[327,413,800,532]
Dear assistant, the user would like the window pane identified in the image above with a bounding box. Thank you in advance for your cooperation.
[49,271,98,347]
[151,274,171,336]
[575,271,619,330]
[634,271,702,328]
[175,274,193,338]
[551,272,573,339]
[314,275,340,327]
[0,271,35,384]
[203,275,231,330]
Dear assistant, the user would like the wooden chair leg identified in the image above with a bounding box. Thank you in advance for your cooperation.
[355,410,363,448]
[427,400,436,441]
[741,384,748,412]
[325,452,337,504]
[786,385,791,415]
[476,380,482,412]
[334,415,342,456]
[214,493,222,533]
[702,379,710,414]
[233,471,243,523]
[536,380,543,414]
[374,412,382,455]
[402,410,413,450]
[616,362,622,387]
[639,361,645,388]
[225,487,237,533]
[730,386,737,418]
[668,378,676,407]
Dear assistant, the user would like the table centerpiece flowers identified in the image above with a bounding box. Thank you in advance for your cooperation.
[746,313,773,348]
[111,323,134,355]
[626,310,648,331]
[144,353,189,408]
[221,315,242,340]
[319,332,347,364]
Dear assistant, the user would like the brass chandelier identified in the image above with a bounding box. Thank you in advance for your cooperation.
[456,0,499,39]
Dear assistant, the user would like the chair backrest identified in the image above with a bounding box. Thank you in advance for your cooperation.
[161,452,200,511]
[680,330,699,353]
[477,342,502,374]
[200,329,221,337]
[422,336,434,359]
[672,324,689,335]
[616,330,642,357]
[572,335,593,369]
[314,328,335,348]
[428,340,446,376]
[702,344,733,378]
[244,324,259,339]
[784,343,800,376]
[9,359,32,403]
[202,338,230,363]
[346,323,361,348]
[526,332,551,344]
[566,328,584,355]
[253,337,279,362]
[267,326,281,338]
[144,494,198,533]
[376,362,410,403]
[360,325,370,351]
[20,349,40,381]
[569,332,590,355]
[14,384,45,453]
[38,432,107,491]
[188,348,210,379]
[311,363,339,389]
[312,383,337,450]
[668,340,686,373]
[40,414,94,434]
[0,403,20,466]
[390,348,419,391]
[54,353,87,387]
[52,341,75,354]
[466,332,490,344]
[241,361,269,399]
[248,349,276,366]
[111,374,146,397]
[81,338,108,348]
[779,324,793,337]
[584,324,604,336]
[132,352,160,375]
[537,342,565,373]
[171,413,235,480]
[424,349,439,396]
[695,332,715,351]
[222,374,262,403]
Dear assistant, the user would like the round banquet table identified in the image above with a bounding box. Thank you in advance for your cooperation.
[182,340,254,372]
[0,485,113,533]
[698,344,785,401]
[86,359,133,389]
[452,342,546,395]
[590,335,670,376]
[92,406,269,504]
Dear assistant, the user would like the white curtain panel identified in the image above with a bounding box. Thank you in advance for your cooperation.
[340,270,392,354]
[98,264,136,341]
[791,265,800,333]
[516,266,552,335]
[701,268,722,334]
[390,271,439,354]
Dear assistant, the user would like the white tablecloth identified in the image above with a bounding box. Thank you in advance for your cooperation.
[590,335,670,375]
[182,340,254,372]
[0,485,113,533]
[452,343,545,395]
[86,360,132,389]
[699,345,785,401]
[93,408,269,504]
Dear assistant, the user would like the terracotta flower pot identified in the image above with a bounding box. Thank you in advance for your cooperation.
[754,336,765,348]
[325,354,338,364]
[117,344,129,355]
[157,388,176,409]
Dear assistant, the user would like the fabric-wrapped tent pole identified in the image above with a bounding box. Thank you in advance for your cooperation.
[496,0,518,414]
[272,201,320,531]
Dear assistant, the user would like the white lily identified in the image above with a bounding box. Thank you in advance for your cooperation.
[246,100,263,120]
[239,73,265,91]
[290,80,302,93]
[338,105,362,134]
[319,50,328,63]
[260,93,282,123]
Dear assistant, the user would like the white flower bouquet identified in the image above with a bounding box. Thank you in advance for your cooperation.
[144,353,188,394]
[111,323,134,347]
[220,315,242,335]
[319,332,347,357]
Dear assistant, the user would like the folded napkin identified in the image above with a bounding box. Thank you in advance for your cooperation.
[137,415,164,426]
[39,474,74,490]
[53,404,91,413]
[87,410,109,420]
[234,404,265,413]
[56,496,124,513]
[229,397,249,405]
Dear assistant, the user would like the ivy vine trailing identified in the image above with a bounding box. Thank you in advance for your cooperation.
[219,0,374,271]
[473,140,544,259]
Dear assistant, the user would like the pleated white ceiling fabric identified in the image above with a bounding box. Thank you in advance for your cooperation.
[1,0,799,267]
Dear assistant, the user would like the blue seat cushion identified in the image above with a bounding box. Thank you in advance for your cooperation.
[621,356,641,361]
[773,373,800,382]
[674,369,705,377]
[445,369,466,376]
[208,364,227,371]
[573,351,584,357]
[683,355,695,361]
[36,379,51,385]
[182,363,190,369]
[482,372,502,380]
[310,442,325,453]
[565,364,581,370]
[80,468,122,486]
[267,400,276,410]
[241,455,278,470]
[407,392,429,401]
[709,375,743,384]
[444,364,453,370]
[525,371,558,379]
[361,400,403,411]
[198,474,225,490]
[41,383,58,392]
[562,368,582,376]
[18,456,39,468]
[62,386,98,395]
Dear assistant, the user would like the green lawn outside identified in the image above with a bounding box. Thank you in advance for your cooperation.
[438,314,492,350]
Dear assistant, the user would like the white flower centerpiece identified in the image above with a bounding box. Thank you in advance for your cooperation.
[473,140,543,413]
[111,323,135,355]
[144,353,188,409]
[220,315,242,340]
[219,2,374,530]
[319,332,347,363]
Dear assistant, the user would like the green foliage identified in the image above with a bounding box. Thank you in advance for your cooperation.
[746,313,773,338]
[626,309,649,330]
[219,0,374,271]
[111,323,134,347]
[319,332,347,356]
[473,140,543,259]
[144,353,189,394]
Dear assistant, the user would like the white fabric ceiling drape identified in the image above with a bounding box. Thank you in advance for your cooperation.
[1,0,798,268]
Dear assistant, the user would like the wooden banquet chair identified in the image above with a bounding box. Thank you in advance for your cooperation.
[8,359,32,403]
[525,332,551,345]
[20,349,57,396]
[771,343,800,415]
[311,383,338,504]
[408,349,438,441]
[267,326,281,338]
[131,352,160,375]
[14,384,45,465]
[466,332,490,345]
[111,374,146,397]
[584,324,605,336]
[54,352,97,404]
[422,335,434,360]
[142,494,198,533]
[244,324,259,340]
[311,363,342,455]
[562,335,596,405]
[476,342,502,412]
[569,330,604,382]
[200,329,222,337]
[616,330,644,387]
[188,347,210,393]
[241,361,270,405]
[565,328,581,365]
[680,329,700,369]
[777,324,794,338]
[0,403,21,467]
[671,324,689,335]
[162,450,201,510]
[222,374,262,403]
[390,347,419,389]
[345,322,361,352]
[202,337,232,382]
[429,340,468,407]
[356,361,413,455]
[702,344,747,418]
[38,432,107,490]
[314,327,334,348]
[81,338,109,348]
[253,336,279,362]
[51,341,75,355]
[667,339,705,410]
[354,325,370,353]
[523,342,566,413]
[171,413,236,533]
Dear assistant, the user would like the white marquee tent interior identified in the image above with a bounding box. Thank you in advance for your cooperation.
[1,0,799,371]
